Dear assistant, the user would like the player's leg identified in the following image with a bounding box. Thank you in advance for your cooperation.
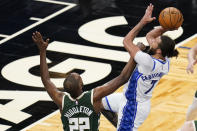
[101,109,118,127]
[194,120,197,131]
[102,93,123,112]
[178,121,195,131]
[186,91,197,121]
[101,93,124,127]
[133,100,151,130]
[116,96,127,130]
[117,99,150,131]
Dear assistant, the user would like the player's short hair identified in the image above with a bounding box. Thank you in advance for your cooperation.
[63,73,80,99]
[159,35,179,58]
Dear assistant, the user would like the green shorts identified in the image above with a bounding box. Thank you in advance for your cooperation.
[194,120,197,131]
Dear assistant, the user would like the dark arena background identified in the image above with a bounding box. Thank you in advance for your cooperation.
[0,0,197,130]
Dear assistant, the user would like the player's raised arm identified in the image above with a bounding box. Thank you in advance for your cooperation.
[93,43,146,104]
[187,44,197,73]
[123,3,156,58]
[146,26,168,48]
[32,31,64,110]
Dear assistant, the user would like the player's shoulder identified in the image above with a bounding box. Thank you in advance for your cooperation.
[151,57,170,64]
[63,90,91,100]
[81,90,93,98]
[135,51,153,63]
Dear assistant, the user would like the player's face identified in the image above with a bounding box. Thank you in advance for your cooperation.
[155,36,162,47]
[150,36,162,49]
[148,36,162,55]
[147,47,157,55]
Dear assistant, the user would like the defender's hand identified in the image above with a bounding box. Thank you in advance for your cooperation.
[32,31,49,51]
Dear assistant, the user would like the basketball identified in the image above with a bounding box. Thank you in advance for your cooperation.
[159,7,184,30]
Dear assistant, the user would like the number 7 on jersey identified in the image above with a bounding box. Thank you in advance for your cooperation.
[144,80,158,94]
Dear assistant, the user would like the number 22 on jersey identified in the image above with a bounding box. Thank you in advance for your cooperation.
[69,117,90,131]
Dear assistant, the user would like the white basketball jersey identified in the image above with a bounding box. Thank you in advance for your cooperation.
[123,51,170,102]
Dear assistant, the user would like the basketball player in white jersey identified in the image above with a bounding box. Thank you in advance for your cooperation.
[102,4,179,131]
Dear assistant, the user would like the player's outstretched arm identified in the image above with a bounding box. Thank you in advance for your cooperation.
[93,57,136,103]
[187,44,197,73]
[92,42,147,107]
[32,31,64,110]
[123,3,156,58]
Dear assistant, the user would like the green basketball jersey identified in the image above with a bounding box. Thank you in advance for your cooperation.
[61,89,100,131]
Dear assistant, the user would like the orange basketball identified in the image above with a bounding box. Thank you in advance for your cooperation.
[159,7,184,30]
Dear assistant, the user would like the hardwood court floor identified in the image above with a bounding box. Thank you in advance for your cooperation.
[26,35,197,131]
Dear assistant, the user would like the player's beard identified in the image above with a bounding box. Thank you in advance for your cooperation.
[147,48,157,55]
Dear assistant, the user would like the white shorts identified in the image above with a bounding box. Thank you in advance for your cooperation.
[102,93,150,131]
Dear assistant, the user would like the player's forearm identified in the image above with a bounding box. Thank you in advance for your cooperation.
[40,50,51,86]
[39,50,63,109]
[188,45,197,63]
[124,21,146,44]
[188,48,197,64]
[188,51,195,64]
[146,26,168,47]
[100,76,128,98]
[146,26,167,39]
[123,21,145,57]
[94,58,136,101]
[119,58,136,83]
[103,58,136,95]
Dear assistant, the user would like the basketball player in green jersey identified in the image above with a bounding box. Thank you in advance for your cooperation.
[187,43,197,74]
[177,91,197,131]
[32,31,145,131]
